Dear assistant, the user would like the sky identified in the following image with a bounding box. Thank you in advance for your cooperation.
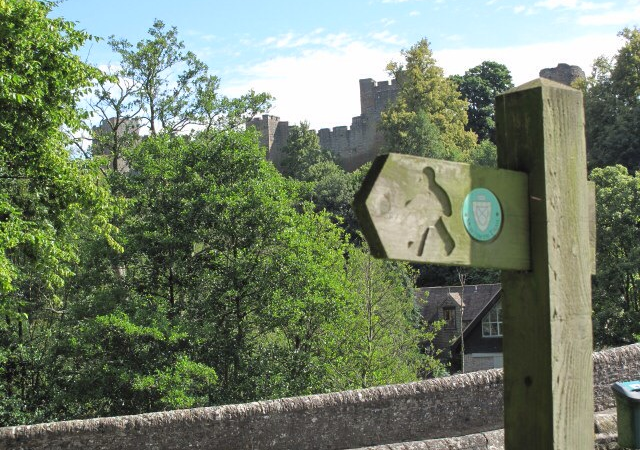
[53,0,640,131]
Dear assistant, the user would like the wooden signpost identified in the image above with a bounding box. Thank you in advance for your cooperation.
[353,155,530,270]
[353,78,595,449]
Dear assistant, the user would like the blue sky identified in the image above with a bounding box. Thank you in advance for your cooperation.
[53,0,640,130]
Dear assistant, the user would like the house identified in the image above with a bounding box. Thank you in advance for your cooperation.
[417,284,503,373]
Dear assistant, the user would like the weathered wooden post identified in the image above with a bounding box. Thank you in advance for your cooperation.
[353,77,594,448]
[496,78,593,449]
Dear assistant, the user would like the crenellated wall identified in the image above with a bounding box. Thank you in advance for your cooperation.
[250,78,398,173]
[2,344,639,450]
[246,114,290,167]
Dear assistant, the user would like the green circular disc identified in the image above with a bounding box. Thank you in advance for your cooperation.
[462,188,503,242]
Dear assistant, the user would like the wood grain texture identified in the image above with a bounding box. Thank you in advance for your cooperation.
[496,78,594,450]
[353,154,529,270]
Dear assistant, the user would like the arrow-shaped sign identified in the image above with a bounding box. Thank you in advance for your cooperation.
[353,153,530,270]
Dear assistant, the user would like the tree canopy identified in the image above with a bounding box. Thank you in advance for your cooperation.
[450,61,513,143]
[0,0,121,424]
[379,39,477,160]
[584,27,640,171]
[591,165,640,348]
[0,5,446,425]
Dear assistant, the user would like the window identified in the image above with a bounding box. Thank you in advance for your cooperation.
[482,301,502,337]
[443,307,456,328]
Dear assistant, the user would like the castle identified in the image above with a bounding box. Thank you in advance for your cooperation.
[248,78,399,171]
[3,344,634,449]
[249,64,587,173]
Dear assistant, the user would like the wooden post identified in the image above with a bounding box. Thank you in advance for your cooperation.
[495,78,594,449]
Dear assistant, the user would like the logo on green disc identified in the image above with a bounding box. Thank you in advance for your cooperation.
[462,188,502,242]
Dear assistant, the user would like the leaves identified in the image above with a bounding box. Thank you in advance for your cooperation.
[591,165,640,347]
[379,39,477,160]
[0,10,449,426]
[450,61,513,143]
[584,27,640,170]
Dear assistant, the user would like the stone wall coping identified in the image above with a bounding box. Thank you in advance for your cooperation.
[1,344,638,449]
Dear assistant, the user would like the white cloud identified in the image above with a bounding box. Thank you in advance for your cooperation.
[578,5,640,25]
[261,29,352,50]
[534,0,614,10]
[370,30,407,46]
[409,10,421,16]
[221,42,398,130]
[220,33,626,131]
[444,34,464,42]
[435,33,625,84]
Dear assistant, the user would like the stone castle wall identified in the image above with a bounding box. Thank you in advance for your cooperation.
[249,78,398,172]
[2,344,639,450]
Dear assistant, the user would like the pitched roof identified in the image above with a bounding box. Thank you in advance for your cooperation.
[451,291,502,352]
[416,283,501,325]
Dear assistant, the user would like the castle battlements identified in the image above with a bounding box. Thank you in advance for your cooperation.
[250,77,399,172]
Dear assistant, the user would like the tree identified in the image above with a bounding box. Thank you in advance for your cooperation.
[60,127,360,410]
[279,121,334,179]
[379,39,477,160]
[276,122,367,238]
[304,160,366,238]
[584,28,640,170]
[93,20,272,141]
[610,27,640,103]
[467,139,498,168]
[1,9,452,425]
[590,165,640,348]
[324,244,446,390]
[450,61,513,143]
[0,0,119,425]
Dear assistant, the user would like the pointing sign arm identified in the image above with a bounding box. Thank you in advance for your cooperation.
[352,153,530,271]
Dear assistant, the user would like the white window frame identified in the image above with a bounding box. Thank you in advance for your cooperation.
[442,306,456,329]
[482,301,502,337]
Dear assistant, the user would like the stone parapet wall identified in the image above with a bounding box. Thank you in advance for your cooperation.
[352,429,505,450]
[593,344,640,411]
[2,344,639,450]
[1,371,504,450]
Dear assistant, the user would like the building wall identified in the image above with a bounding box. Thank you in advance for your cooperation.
[250,78,398,172]
[464,318,503,355]
[93,117,142,173]
[2,344,639,450]
[464,353,504,372]
[246,114,289,167]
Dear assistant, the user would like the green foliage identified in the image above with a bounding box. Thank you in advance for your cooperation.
[0,0,118,295]
[450,61,513,143]
[467,139,498,168]
[0,8,449,425]
[52,126,446,417]
[611,28,640,102]
[277,122,367,238]
[279,121,335,179]
[306,160,366,238]
[591,165,640,348]
[54,308,213,417]
[93,19,272,154]
[132,355,218,410]
[380,39,477,160]
[584,28,640,170]
[324,245,446,389]
[0,0,120,424]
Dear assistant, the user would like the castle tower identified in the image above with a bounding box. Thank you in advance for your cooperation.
[247,115,290,167]
[92,117,142,173]
[249,77,399,172]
